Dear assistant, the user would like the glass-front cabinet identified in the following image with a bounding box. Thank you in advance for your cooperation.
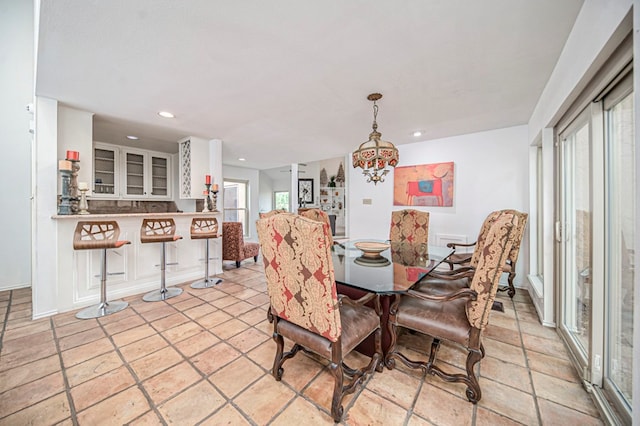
[122,148,171,198]
[92,142,171,199]
[93,143,119,197]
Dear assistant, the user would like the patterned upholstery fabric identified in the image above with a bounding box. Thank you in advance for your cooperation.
[298,208,334,245]
[389,209,429,244]
[507,211,528,265]
[256,214,341,342]
[222,222,260,266]
[259,209,287,219]
[466,213,517,329]
[467,210,505,267]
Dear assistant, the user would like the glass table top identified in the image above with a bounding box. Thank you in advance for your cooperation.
[331,240,454,294]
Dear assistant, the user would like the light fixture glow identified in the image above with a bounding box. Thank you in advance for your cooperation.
[413,131,422,137]
[238,158,246,161]
[352,93,399,185]
[126,135,139,140]
[158,111,175,118]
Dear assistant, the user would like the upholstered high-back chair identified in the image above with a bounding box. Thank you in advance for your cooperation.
[256,214,382,422]
[442,209,528,297]
[298,208,334,245]
[389,209,429,244]
[222,222,260,268]
[385,212,517,404]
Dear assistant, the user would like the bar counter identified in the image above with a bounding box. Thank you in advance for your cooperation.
[49,211,222,316]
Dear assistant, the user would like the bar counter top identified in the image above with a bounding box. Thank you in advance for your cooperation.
[52,211,221,219]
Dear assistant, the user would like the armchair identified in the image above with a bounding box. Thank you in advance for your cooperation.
[385,212,517,403]
[222,222,260,268]
[256,213,382,422]
[441,209,528,297]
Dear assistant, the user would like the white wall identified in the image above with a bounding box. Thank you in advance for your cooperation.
[348,125,529,285]
[57,106,93,192]
[258,171,273,213]
[223,165,260,242]
[0,0,34,291]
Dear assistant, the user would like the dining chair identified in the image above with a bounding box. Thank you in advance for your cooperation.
[298,207,334,245]
[385,212,517,403]
[440,209,528,297]
[256,213,382,422]
[389,209,429,244]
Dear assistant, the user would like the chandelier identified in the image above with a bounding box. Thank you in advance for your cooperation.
[352,93,399,184]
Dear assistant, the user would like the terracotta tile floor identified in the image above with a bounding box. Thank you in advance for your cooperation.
[0,262,603,425]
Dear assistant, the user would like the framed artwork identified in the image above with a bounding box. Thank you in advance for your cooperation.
[393,162,454,207]
[298,178,314,204]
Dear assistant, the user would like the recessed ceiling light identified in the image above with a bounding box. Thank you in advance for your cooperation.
[126,135,139,140]
[238,158,246,161]
[412,131,423,137]
[158,111,175,118]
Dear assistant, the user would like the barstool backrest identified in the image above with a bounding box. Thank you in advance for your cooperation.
[140,218,181,243]
[190,217,219,240]
[74,221,129,250]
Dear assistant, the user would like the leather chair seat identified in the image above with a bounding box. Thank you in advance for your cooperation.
[414,276,469,296]
[276,302,380,359]
[396,296,471,346]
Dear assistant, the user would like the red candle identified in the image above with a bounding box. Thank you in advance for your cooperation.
[66,150,79,161]
[205,175,211,184]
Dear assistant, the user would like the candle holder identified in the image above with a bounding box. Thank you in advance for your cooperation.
[78,187,90,215]
[58,169,73,215]
[202,184,211,212]
[211,189,219,212]
[69,159,80,214]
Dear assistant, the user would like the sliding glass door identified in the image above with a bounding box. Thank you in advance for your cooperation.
[558,109,592,365]
[603,80,634,420]
[557,70,634,423]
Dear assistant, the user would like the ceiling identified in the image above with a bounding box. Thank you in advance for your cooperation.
[36,0,584,171]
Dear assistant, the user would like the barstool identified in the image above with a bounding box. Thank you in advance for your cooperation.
[190,217,223,288]
[141,218,183,302]
[73,221,130,319]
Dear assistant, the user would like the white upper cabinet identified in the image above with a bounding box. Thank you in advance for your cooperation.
[91,142,172,199]
[122,147,171,199]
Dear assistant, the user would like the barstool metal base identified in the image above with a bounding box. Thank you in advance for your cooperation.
[75,300,128,319]
[190,277,223,289]
[143,287,183,302]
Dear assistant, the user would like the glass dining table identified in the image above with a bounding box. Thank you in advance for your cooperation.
[331,240,454,356]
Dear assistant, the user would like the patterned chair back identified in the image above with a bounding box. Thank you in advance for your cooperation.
[389,209,429,244]
[259,209,287,219]
[466,212,517,330]
[256,214,341,342]
[468,209,512,268]
[298,208,334,245]
[507,211,528,265]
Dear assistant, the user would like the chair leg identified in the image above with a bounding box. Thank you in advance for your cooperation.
[329,354,345,422]
[464,348,483,403]
[254,255,258,262]
[191,238,222,289]
[76,248,128,319]
[507,272,516,298]
[143,242,183,302]
[272,330,286,381]
[235,260,241,268]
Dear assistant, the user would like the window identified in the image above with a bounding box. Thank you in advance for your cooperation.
[274,191,289,211]
[223,180,249,236]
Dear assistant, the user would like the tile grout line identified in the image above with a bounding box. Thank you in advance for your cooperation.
[0,290,12,352]
[50,315,81,426]
[511,295,544,425]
